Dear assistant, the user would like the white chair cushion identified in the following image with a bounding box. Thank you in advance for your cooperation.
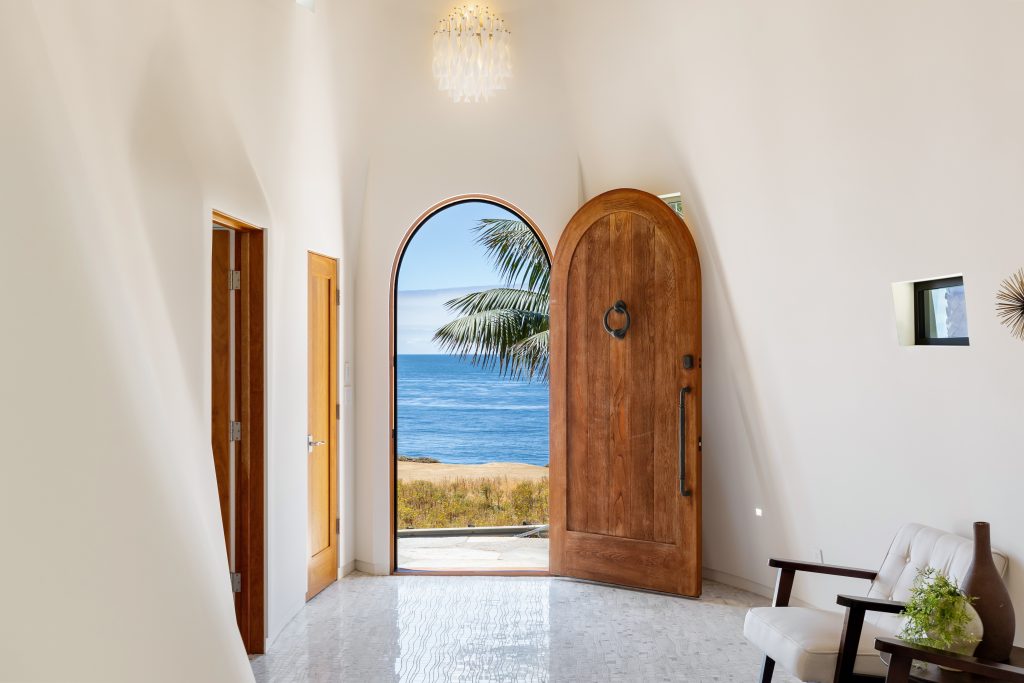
[866,523,1008,633]
[744,607,890,682]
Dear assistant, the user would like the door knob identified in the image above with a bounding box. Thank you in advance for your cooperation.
[307,434,326,453]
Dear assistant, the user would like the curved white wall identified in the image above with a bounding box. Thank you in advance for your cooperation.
[0,0,362,679]
[553,0,1024,629]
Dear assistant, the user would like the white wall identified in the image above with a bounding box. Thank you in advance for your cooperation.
[552,0,1024,633]
[349,0,580,573]
[0,0,357,679]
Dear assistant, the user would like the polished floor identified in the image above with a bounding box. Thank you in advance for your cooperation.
[251,573,798,682]
[397,536,548,571]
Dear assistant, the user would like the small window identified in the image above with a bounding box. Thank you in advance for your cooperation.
[659,192,684,217]
[914,276,969,345]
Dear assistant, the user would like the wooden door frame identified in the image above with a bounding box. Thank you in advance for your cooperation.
[388,194,553,576]
[211,209,266,653]
[306,251,340,600]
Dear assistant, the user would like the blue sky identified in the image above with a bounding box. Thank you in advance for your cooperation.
[397,201,517,354]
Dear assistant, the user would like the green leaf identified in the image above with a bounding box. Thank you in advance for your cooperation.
[430,216,551,382]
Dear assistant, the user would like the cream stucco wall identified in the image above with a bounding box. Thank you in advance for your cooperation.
[0,0,365,679]
[553,0,1024,619]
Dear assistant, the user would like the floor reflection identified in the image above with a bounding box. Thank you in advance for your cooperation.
[250,573,798,682]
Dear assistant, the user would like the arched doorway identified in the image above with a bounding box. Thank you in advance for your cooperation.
[389,195,552,574]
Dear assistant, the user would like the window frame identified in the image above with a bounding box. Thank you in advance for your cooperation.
[914,275,969,346]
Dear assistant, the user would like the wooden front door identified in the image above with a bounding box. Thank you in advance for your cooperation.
[307,252,339,600]
[549,188,702,597]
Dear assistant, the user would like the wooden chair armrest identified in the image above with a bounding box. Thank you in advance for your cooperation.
[832,596,905,682]
[766,558,878,611]
[769,558,878,581]
[836,594,905,614]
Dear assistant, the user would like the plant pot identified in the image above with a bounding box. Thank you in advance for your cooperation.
[934,603,983,671]
[962,521,1016,662]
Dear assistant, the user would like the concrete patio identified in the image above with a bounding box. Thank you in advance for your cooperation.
[397,535,548,571]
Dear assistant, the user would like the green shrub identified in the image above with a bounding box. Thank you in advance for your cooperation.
[397,477,549,529]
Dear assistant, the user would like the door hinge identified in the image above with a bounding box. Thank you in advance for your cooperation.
[228,270,241,290]
[230,572,242,593]
[336,403,341,420]
[391,428,396,440]
[336,289,341,306]
[229,421,242,442]
[336,518,340,535]
[698,436,703,451]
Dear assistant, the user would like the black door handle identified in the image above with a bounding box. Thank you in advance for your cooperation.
[603,300,630,339]
[679,386,692,496]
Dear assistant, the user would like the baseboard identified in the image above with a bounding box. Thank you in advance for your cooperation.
[339,560,355,578]
[354,559,390,576]
[265,598,306,653]
[702,567,773,600]
[703,567,811,607]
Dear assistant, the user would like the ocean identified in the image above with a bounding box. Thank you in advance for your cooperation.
[396,354,550,466]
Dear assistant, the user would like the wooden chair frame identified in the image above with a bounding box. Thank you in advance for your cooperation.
[760,558,906,683]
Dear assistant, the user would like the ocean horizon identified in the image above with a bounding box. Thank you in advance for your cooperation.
[396,354,550,466]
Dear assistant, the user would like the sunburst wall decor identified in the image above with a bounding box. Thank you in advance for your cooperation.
[996,269,1024,340]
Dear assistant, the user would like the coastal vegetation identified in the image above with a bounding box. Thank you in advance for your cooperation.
[397,476,549,529]
[398,455,440,463]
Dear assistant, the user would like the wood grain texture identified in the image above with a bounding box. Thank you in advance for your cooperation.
[307,252,339,600]
[235,229,265,653]
[210,213,266,654]
[550,188,702,597]
[211,230,232,558]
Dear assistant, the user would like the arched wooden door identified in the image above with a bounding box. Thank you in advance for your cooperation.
[549,188,702,596]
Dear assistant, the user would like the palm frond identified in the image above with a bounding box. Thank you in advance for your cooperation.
[444,287,549,317]
[430,215,551,382]
[473,219,550,292]
[509,330,550,381]
[433,306,548,381]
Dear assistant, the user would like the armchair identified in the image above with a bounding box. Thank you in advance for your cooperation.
[743,523,1008,683]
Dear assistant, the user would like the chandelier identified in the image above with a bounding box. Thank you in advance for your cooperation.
[432,5,512,103]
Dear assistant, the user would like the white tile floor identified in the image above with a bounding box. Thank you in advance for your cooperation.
[250,573,799,682]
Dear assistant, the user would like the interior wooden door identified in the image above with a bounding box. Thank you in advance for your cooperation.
[210,214,266,653]
[211,229,233,561]
[549,188,702,597]
[307,252,339,600]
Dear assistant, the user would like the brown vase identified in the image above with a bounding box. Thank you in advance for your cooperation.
[962,522,1016,662]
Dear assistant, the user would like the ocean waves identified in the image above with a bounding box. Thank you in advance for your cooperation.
[396,354,550,466]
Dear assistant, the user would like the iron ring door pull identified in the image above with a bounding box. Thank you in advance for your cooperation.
[679,386,692,496]
[603,300,631,339]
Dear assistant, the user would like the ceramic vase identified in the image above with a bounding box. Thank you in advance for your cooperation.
[962,521,1015,662]
[933,604,983,671]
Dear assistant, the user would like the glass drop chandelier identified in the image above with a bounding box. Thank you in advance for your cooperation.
[432,5,512,103]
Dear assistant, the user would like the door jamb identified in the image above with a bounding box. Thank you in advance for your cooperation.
[388,194,552,576]
[212,209,266,653]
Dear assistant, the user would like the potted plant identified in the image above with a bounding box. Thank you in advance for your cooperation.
[898,567,983,658]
